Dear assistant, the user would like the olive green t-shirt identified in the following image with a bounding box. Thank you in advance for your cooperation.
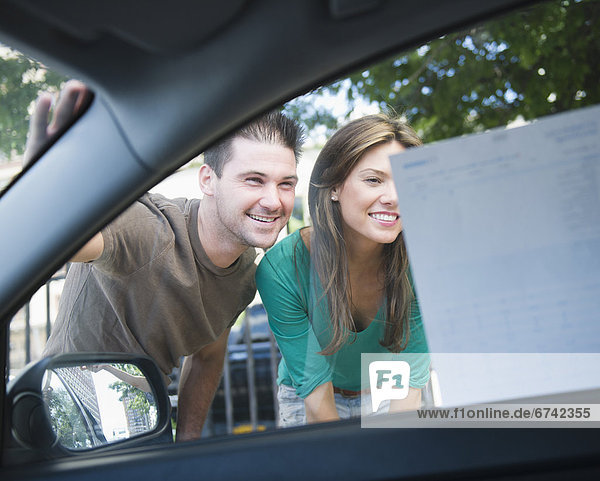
[44,193,257,376]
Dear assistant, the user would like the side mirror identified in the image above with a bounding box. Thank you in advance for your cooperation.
[7,353,172,458]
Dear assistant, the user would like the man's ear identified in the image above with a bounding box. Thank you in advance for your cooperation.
[198,164,216,196]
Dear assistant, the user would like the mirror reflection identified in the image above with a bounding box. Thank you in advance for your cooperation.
[42,363,157,450]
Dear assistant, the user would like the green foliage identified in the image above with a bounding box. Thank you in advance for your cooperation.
[113,363,144,376]
[46,388,93,449]
[283,85,341,141]
[2,1,598,160]
[286,0,600,143]
[108,364,151,415]
[0,44,66,161]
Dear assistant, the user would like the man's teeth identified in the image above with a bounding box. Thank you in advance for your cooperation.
[370,213,397,222]
[248,214,276,223]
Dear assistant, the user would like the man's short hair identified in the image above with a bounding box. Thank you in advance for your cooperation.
[204,111,305,177]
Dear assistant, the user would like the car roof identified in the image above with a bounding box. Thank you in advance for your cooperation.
[0,0,535,167]
[0,0,534,319]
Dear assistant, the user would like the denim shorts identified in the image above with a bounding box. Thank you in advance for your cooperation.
[277,384,390,428]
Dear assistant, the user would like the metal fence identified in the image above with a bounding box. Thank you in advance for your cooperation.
[168,305,282,437]
[214,325,280,435]
[8,266,68,373]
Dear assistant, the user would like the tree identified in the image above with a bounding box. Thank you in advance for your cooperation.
[0,44,66,161]
[108,363,154,419]
[45,385,93,449]
[285,0,600,143]
[2,1,598,160]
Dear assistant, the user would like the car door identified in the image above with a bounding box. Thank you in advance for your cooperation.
[2,0,600,480]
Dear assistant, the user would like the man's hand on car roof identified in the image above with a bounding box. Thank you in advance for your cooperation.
[23,79,91,167]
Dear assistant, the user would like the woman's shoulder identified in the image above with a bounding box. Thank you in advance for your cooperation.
[257,228,311,283]
[264,228,310,261]
[299,226,312,251]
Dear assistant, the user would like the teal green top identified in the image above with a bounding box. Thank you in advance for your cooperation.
[256,229,430,399]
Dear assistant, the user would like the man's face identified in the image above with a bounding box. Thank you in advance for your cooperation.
[212,137,297,249]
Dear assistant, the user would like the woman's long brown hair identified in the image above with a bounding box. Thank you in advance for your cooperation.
[307,113,422,355]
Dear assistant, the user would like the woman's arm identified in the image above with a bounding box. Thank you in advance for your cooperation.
[389,387,421,413]
[256,242,334,400]
[304,381,340,424]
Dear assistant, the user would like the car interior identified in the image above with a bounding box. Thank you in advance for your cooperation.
[1,0,599,479]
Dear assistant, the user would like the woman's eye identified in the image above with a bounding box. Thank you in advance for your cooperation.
[365,177,381,184]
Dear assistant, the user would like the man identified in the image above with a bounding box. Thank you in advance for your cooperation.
[30,81,304,441]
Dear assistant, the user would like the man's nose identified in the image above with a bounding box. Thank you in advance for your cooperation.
[259,184,283,211]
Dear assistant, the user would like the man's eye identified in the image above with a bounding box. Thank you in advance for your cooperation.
[246,177,263,185]
[280,181,296,189]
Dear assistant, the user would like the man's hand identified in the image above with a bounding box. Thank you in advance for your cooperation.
[23,80,91,167]
[175,328,230,442]
[23,80,103,263]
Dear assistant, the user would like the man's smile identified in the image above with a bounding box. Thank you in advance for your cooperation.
[247,213,279,223]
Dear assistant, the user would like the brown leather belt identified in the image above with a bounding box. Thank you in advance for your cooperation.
[333,386,362,398]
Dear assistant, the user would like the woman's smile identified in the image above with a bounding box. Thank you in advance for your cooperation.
[369,211,400,226]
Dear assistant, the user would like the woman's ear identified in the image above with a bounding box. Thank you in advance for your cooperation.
[330,186,339,202]
[198,164,216,196]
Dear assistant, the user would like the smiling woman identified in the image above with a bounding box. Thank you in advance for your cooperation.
[256,113,430,426]
[333,140,405,248]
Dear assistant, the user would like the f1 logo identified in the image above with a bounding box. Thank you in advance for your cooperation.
[369,361,410,412]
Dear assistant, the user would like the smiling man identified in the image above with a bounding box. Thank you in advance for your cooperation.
[37,83,304,442]
[200,136,299,264]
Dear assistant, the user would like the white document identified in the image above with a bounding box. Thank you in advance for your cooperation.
[391,105,600,405]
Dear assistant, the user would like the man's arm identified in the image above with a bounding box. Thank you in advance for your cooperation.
[70,232,104,262]
[86,364,151,393]
[175,327,230,442]
[26,81,103,263]
[304,381,340,424]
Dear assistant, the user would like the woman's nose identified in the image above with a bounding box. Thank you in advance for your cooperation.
[380,181,398,205]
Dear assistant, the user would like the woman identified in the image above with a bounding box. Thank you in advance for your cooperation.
[256,114,430,426]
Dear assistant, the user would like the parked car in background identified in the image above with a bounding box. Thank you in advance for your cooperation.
[1,0,600,480]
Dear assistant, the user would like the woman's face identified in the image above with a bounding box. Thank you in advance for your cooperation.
[333,140,404,249]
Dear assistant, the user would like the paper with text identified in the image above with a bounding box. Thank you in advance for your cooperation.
[391,105,600,406]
